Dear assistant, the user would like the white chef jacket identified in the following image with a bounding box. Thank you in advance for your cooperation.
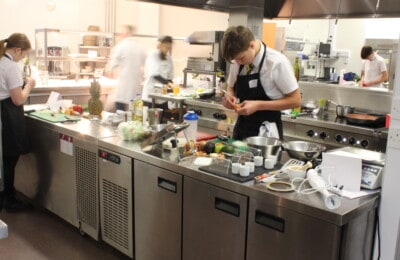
[227,40,298,99]
[361,53,387,88]
[109,37,146,105]
[142,49,174,104]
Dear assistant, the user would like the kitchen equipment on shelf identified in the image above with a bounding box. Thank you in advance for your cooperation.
[345,113,386,127]
[245,136,282,159]
[282,141,326,161]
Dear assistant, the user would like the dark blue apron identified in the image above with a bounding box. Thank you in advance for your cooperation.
[1,54,29,156]
[233,42,283,140]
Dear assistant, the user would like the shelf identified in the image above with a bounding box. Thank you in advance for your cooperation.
[36,56,109,62]
[79,46,111,49]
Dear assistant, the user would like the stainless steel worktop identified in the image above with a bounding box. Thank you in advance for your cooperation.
[23,113,379,226]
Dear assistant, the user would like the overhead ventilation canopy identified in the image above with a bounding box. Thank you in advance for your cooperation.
[133,0,400,19]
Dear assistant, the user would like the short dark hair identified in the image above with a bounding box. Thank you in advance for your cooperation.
[159,35,173,44]
[221,26,255,62]
[361,46,373,59]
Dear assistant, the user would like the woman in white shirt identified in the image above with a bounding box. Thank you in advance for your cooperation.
[0,33,36,212]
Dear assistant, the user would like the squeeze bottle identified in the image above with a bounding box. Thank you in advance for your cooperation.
[183,111,198,141]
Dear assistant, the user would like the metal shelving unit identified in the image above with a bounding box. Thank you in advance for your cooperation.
[35,28,115,79]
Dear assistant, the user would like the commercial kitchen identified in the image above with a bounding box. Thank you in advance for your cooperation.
[1,0,400,259]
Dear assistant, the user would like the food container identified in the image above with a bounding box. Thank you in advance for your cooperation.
[282,141,326,161]
[245,136,282,158]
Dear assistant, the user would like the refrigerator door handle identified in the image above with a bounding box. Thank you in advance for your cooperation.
[214,197,240,217]
[157,177,177,193]
[255,210,285,232]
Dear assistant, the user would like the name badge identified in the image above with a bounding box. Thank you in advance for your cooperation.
[249,79,258,88]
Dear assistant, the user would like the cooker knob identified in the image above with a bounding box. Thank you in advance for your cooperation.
[307,130,317,138]
[213,112,220,119]
[335,134,346,143]
[319,132,327,139]
[220,113,227,120]
[361,139,369,148]
[348,137,356,145]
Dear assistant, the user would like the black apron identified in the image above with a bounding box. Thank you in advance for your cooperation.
[233,42,283,140]
[1,54,29,156]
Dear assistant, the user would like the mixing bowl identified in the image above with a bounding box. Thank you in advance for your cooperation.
[282,141,326,161]
[245,136,282,158]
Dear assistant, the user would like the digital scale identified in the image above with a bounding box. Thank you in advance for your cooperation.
[327,147,385,190]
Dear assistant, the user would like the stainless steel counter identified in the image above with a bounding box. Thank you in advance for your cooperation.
[15,114,379,259]
[20,114,378,227]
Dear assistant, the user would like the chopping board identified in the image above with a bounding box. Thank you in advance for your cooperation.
[30,110,81,123]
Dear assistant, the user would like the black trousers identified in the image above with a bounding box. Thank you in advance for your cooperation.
[1,154,20,200]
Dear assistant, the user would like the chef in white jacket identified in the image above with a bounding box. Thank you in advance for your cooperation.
[142,35,174,112]
[109,25,146,111]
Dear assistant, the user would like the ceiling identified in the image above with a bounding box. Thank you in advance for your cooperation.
[134,0,400,19]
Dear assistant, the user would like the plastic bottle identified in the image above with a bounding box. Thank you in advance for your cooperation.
[133,93,143,122]
[293,57,300,82]
[183,110,198,141]
[339,69,346,85]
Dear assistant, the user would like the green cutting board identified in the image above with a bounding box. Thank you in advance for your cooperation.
[30,110,80,123]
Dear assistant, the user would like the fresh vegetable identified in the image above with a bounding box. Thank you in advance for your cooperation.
[214,143,225,153]
[117,121,151,141]
[221,144,235,154]
[204,142,216,154]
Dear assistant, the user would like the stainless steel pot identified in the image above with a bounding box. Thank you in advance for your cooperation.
[329,100,355,117]
[336,105,355,117]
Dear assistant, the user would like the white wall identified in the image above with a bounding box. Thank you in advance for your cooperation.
[0,0,106,41]
[273,18,400,77]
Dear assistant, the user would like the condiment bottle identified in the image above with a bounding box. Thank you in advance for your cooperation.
[293,57,300,81]
[133,93,143,122]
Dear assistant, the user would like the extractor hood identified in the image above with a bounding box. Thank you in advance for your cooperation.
[134,0,400,19]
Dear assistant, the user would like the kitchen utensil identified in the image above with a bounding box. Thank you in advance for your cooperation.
[336,105,355,117]
[345,113,386,127]
[245,136,282,158]
[148,108,163,125]
[328,100,355,117]
[282,141,326,161]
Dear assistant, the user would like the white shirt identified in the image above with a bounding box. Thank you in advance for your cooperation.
[227,41,298,99]
[0,53,24,100]
[361,53,387,88]
[142,49,174,104]
[109,37,146,104]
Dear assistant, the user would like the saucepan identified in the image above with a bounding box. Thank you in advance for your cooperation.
[329,100,355,117]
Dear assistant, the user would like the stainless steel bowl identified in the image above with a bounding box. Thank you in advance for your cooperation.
[245,136,282,158]
[282,141,326,161]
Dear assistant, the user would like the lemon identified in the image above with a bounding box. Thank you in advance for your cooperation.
[197,87,204,93]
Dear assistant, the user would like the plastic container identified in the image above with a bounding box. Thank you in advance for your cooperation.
[183,111,198,141]
[133,93,143,122]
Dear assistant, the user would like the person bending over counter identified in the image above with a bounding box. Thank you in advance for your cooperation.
[360,45,388,88]
[221,26,301,140]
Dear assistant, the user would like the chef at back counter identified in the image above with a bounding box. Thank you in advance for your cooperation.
[221,25,301,141]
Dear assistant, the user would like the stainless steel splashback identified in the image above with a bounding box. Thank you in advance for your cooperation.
[299,82,392,114]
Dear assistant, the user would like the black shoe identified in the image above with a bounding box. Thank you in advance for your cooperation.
[3,197,31,212]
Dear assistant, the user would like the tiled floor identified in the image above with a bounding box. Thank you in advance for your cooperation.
[0,207,131,260]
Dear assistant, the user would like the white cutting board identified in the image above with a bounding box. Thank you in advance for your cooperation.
[321,151,362,192]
